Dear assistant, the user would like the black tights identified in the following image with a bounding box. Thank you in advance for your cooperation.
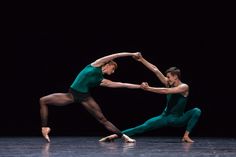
[81,97,123,138]
[40,93,122,137]
[40,93,123,137]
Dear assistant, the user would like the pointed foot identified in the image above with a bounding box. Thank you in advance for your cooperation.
[182,136,194,143]
[42,127,51,143]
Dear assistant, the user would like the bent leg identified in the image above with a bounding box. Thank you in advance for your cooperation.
[185,108,201,132]
[171,108,201,133]
[39,92,73,142]
[122,115,168,136]
[40,93,74,127]
[169,108,201,143]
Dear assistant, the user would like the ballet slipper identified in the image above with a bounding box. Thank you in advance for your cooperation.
[182,136,194,143]
[42,127,51,143]
[122,134,136,143]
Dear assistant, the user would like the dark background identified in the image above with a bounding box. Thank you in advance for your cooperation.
[2,4,235,138]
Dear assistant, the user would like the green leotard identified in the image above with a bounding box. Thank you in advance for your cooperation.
[163,94,187,116]
[70,64,124,137]
[122,93,201,136]
[70,64,104,93]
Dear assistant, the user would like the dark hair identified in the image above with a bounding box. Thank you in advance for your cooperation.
[106,60,118,70]
[165,67,181,79]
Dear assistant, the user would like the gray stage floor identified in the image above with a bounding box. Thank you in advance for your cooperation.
[0,136,235,157]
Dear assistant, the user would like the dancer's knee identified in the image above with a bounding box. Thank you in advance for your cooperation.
[40,97,48,106]
[40,97,44,104]
[193,108,201,117]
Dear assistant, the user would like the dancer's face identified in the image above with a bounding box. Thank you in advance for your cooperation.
[166,73,177,86]
[104,64,116,75]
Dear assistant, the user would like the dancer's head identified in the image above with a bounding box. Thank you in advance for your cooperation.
[165,67,181,86]
[102,60,118,75]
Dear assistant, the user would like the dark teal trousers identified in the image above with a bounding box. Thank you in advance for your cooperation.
[122,108,201,136]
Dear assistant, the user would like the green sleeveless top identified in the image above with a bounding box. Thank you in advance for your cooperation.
[70,64,104,93]
[163,93,187,116]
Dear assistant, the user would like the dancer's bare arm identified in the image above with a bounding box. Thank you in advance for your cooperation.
[141,82,189,95]
[134,54,168,86]
[100,79,141,89]
[92,52,141,67]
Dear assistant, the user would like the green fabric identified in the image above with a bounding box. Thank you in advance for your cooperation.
[163,94,187,116]
[122,94,201,136]
[70,64,104,93]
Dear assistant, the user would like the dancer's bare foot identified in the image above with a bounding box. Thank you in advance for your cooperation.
[42,127,51,143]
[99,134,118,142]
[122,134,136,143]
[182,136,194,143]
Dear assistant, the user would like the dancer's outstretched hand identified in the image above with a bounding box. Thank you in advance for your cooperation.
[132,52,142,61]
[141,82,149,90]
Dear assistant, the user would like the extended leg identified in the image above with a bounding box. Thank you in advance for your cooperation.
[81,97,135,143]
[99,114,168,142]
[122,115,168,136]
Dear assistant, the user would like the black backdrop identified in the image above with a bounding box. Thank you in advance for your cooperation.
[2,5,235,137]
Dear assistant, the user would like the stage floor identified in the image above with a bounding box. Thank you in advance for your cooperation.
[0,136,235,157]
